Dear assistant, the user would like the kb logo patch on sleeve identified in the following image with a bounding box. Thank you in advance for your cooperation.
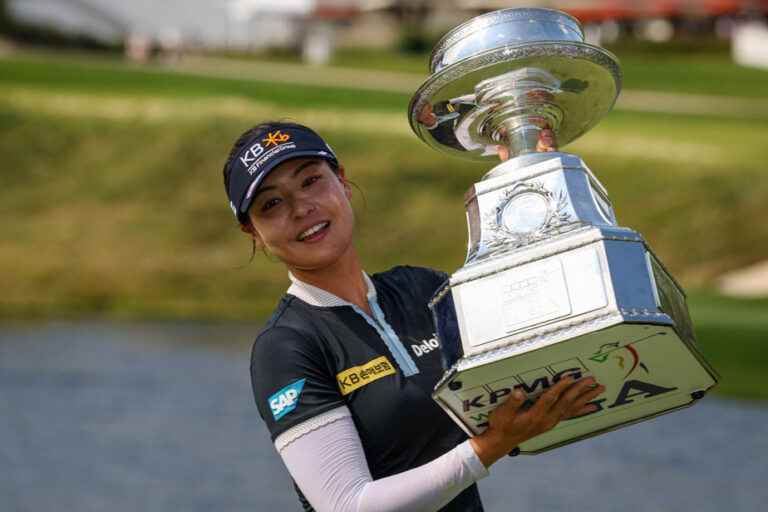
[337,356,396,396]
[268,378,306,421]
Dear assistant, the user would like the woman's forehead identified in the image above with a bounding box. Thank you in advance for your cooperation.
[260,157,328,187]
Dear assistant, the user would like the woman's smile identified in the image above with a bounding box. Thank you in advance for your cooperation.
[297,221,331,242]
[245,157,355,271]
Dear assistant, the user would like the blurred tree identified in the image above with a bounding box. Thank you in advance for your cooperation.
[388,0,433,53]
[0,0,11,33]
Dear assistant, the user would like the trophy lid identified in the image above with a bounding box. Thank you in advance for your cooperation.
[430,8,583,74]
[409,8,622,162]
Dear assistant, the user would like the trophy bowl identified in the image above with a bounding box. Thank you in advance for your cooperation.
[410,7,719,454]
[409,8,621,161]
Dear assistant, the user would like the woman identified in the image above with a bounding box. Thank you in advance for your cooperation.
[223,121,604,511]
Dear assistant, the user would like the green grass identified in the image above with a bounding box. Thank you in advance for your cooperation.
[0,51,766,401]
[688,294,768,401]
[1,52,766,310]
[238,43,768,98]
[23,42,767,101]
[617,52,768,98]
[0,54,409,111]
[569,110,768,283]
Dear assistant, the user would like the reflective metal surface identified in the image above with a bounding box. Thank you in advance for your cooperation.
[430,8,583,73]
[409,7,621,162]
[411,7,717,453]
[430,220,719,452]
[464,153,616,262]
[429,166,719,451]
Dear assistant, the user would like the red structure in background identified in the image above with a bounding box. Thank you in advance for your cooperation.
[314,4,359,21]
[560,0,768,22]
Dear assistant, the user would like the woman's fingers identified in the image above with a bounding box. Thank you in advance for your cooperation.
[528,375,577,415]
[569,402,601,418]
[557,377,599,407]
[548,378,606,422]
[561,384,606,419]
[473,376,604,466]
[526,376,605,426]
[491,389,528,424]
[505,389,528,410]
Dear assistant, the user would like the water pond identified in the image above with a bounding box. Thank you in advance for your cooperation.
[1,322,765,511]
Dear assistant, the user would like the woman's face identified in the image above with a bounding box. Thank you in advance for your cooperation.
[244,157,355,271]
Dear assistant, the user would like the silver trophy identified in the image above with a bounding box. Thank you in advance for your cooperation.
[409,8,719,453]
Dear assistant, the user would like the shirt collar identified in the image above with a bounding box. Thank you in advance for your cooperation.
[287,271,376,308]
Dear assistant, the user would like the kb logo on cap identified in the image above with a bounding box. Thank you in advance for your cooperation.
[263,130,291,147]
[239,130,293,172]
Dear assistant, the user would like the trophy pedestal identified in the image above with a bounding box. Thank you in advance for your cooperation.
[431,224,718,452]
[429,154,718,452]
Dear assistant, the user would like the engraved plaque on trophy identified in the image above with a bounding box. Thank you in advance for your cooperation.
[408,8,719,453]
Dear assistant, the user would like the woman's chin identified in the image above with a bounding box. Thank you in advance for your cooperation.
[280,250,332,270]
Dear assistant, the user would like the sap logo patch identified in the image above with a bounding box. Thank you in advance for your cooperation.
[268,378,306,421]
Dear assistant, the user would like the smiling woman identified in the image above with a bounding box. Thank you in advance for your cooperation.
[243,154,355,274]
[221,121,605,512]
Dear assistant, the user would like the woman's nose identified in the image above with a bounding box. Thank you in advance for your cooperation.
[293,200,317,218]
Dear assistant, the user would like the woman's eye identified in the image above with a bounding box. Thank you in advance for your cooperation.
[261,198,281,212]
[303,175,322,187]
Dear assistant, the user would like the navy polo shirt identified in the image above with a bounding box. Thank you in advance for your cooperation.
[250,265,484,511]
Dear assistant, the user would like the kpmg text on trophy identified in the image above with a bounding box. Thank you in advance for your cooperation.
[409,7,718,453]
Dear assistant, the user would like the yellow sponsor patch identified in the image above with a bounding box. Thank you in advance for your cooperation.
[337,356,396,396]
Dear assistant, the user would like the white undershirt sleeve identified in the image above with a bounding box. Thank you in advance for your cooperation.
[274,406,489,512]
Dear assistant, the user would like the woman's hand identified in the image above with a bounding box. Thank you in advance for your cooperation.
[535,128,557,153]
[469,375,605,467]
[496,128,559,162]
[416,103,439,129]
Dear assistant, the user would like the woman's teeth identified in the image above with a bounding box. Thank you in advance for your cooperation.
[298,222,330,241]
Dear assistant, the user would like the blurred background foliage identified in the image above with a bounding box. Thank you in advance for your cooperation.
[1,0,767,399]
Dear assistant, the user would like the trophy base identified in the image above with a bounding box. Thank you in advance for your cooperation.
[433,321,718,453]
[428,222,719,452]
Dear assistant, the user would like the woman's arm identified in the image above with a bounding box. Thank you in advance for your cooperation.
[277,375,605,512]
[276,406,488,512]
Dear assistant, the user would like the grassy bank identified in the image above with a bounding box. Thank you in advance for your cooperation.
[688,294,768,401]
[0,54,410,111]
[234,43,768,99]
[0,52,766,401]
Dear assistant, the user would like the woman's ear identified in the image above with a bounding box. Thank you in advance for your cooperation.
[240,222,264,247]
[336,164,352,199]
